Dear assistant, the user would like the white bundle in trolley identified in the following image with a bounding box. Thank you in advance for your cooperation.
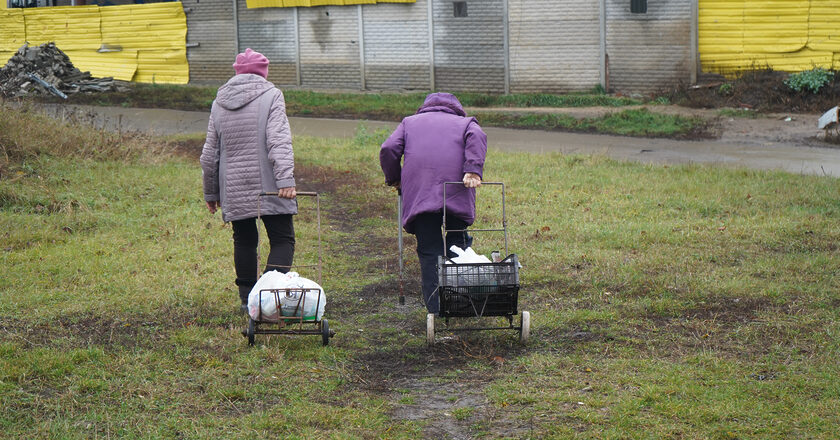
[247,271,326,322]
[448,246,498,286]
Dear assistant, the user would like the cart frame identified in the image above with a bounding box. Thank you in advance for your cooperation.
[398,182,530,345]
[243,191,336,346]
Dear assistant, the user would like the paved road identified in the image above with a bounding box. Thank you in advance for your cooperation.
[38,104,840,177]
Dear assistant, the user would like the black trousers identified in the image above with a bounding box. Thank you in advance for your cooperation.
[411,212,472,314]
[231,214,295,303]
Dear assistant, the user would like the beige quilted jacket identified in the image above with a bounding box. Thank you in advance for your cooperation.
[200,74,296,222]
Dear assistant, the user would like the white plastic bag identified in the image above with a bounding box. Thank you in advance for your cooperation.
[449,245,492,264]
[247,270,286,321]
[278,275,325,320]
[447,246,497,286]
[247,271,326,322]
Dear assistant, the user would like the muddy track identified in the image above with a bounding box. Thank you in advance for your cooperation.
[295,164,538,439]
[0,161,562,438]
[0,303,239,352]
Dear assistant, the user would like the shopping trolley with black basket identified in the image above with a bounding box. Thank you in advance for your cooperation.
[398,182,530,345]
[242,191,336,346]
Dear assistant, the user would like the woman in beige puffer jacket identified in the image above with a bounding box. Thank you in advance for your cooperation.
[200,48,297,313]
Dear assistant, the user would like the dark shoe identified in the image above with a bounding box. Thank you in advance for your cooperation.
[238,285,251,316]
[239,286,251,304]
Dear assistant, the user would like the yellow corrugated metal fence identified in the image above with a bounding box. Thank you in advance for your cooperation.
[0,9,25,66]
[700,0,840,74]
[0,2,187,84]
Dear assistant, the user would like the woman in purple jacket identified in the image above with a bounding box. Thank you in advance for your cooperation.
[200,49,297,314]
[380,92,488,314]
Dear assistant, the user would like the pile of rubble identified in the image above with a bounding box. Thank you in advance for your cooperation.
[0,42,121,99]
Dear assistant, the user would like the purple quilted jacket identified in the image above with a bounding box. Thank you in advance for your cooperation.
[200,74,296,222]
[380,92,487,233]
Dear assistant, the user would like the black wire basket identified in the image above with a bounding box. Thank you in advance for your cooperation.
[437,254,520,318]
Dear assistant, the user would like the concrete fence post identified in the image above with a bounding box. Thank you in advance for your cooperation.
[233,0,239,55]
[295,7,301,87]
[503,0,510,94]
[358,4,366,91]
[428,0,435,91]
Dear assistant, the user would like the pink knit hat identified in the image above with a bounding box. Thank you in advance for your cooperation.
[232,48,269,78]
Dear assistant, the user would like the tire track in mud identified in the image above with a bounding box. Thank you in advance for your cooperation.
[297,164,534,439]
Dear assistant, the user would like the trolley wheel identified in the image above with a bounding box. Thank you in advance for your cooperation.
[519,311,530,344]
[426,313,435,346]
[247,318,256,346]
[321,319,330,347]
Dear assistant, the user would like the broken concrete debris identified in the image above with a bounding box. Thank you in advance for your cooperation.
[26,73,68,100]
[0,42,124,98]
[818,106,839,130]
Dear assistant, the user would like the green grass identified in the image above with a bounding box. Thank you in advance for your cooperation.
[475,108,710,138]
[456,91,642,108]
[51,84,642,115]
[25,83,720,138]
[2,103,840,438]
[452,407,474,421]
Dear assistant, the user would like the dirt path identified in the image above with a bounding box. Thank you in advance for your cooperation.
[4,159,530,439]
[36,103,840,177]
[294,165,535,439]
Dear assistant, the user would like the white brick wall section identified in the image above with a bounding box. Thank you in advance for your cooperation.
[364,22,429,64]
[433,0,505,70]
[508,0,601,93]
[179,0,696,94]
[606,0,691,20]
[508,0,599,19]
[238,5,297,64]
[299,6,361,63]
[433,0,504,17]
[294,6,362,89]
[606,0,693,92]
[359,0,429,90]
[607,20,691,46]
[363,0,428,21]
[186,0,237,83]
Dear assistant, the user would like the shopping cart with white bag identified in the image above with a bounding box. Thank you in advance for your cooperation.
[243,191,335,346]
[398,182,530,345]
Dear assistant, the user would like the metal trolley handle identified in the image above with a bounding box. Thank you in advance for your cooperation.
[257,191,322,284]
[442,181,508,257]
[396,182,508,305]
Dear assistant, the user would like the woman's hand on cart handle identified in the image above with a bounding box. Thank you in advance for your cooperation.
[463,173,482,188]
[206,200,219,214]
[277,187,297,199]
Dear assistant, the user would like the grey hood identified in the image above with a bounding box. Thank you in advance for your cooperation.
[200,76,296,222]
[215,74,275,111]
